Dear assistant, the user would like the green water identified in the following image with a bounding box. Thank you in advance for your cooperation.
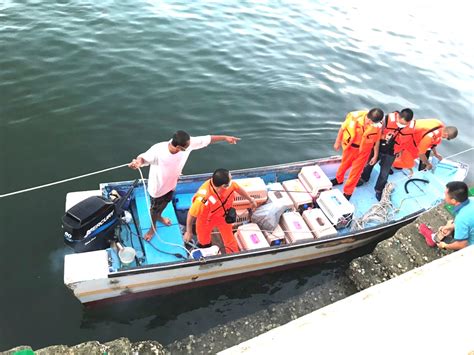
[0,0,472,351]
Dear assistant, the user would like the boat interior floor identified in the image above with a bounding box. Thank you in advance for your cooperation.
[108,158,461,269]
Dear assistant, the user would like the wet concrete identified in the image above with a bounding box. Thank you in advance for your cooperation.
[4,338,166,355]
[347,204,452,290]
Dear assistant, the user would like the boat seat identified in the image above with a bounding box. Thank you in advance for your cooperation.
[173,193,194,225]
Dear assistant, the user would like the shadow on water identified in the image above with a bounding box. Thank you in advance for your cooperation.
[79,238,380,344]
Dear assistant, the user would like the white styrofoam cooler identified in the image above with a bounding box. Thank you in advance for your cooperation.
[281,179,313,210]
[280,211,314,243]
[302,208,337,238]
[298,165,333,198]
[316,189,354,229]
[263,224,286,246]
[267,182,294,210]
[235,223,270,250]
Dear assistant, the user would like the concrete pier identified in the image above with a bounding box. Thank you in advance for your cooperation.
[220,245,474,355]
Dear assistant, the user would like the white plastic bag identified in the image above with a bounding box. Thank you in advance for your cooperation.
[250,202,288,232]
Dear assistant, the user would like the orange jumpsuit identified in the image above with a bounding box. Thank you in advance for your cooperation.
[393,119,444,169]
[188,179,240,253]
[335,111,382,195]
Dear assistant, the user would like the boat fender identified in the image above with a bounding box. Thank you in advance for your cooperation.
[404,178,430,194]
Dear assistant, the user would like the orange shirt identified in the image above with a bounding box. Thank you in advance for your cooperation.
[189,179,241,223]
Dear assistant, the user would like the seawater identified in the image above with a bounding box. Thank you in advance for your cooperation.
[0,0,472,350]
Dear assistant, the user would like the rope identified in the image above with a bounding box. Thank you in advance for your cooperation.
[136,167,192,258]
[351,182,396,231]
[443,147,474,160]
[0,163,129,198]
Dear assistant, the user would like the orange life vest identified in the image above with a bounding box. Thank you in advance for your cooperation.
[414,119,444,144]
[341,110,382,150]
[381,112,416,154]
[191,179,237,223]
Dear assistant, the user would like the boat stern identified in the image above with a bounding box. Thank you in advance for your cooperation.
[64,250,110,293]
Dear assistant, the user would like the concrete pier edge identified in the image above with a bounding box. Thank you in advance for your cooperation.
[4,203,472,354]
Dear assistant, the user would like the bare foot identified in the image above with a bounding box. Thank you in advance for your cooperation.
[157,216,172,226]
[144,229,155,241]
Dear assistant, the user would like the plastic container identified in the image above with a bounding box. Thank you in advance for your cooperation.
[316,189,354,229]
[282,179,313,211]
[232,177,268,208]
[263,224,286,246]
[235,223,270,250]
[191,245,220,260]
[118,247,136,266]
[267,182,294,210]
[302,208,337,238]
[298,165,332,198]
[280,211,314,243]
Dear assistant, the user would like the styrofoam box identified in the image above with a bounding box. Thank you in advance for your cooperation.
[263,224,286,246]
[280,211,314,243]
[236,223,270,250]
[233,177,268,208]
[316,189,354,229]
[281,179,313,209]
[298,165,333,198]
[302,208,337,238]
[267,182,294,210]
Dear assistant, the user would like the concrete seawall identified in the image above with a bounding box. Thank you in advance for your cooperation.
[220,203,474,354]
[347,203,453,290]
[220,245,474,355]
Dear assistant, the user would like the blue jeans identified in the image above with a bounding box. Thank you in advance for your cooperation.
[361,151,396,193]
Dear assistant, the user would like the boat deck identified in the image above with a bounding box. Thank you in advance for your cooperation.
[103,158,465,271]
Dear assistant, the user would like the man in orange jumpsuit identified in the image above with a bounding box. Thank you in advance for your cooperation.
[331,108,384,200]
[184,169,257,253]
[393,119,457,171]
[359,108,416,201]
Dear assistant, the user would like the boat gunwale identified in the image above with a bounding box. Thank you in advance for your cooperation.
[97,157,468,278]
[107,209,424,278]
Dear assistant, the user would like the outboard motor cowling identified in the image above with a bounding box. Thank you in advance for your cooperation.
[62,196,118,252]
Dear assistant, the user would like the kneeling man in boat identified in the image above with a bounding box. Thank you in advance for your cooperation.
[184,168,257,253]
[129,131,240,241]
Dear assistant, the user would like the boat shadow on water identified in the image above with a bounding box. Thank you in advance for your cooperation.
[79,240,380,337]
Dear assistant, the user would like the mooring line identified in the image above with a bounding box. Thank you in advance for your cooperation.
[1,147,472,199]
[0,163,129,198]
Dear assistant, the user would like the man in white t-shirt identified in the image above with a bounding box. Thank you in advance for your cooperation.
[129,130,240,240]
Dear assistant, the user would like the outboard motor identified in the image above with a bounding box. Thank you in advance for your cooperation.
[62,180,138,253]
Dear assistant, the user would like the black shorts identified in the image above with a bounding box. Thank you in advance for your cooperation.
[150,190,174,214]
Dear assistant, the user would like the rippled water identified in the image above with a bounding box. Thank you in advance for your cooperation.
[0,0,473,351]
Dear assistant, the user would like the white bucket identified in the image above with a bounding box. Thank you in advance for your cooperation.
[118,247,136,266]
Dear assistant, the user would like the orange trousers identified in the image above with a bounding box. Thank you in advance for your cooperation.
[335,145,372,195]
[196,218,239,253]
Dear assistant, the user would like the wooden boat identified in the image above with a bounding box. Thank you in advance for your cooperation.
[62,156,468,305]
